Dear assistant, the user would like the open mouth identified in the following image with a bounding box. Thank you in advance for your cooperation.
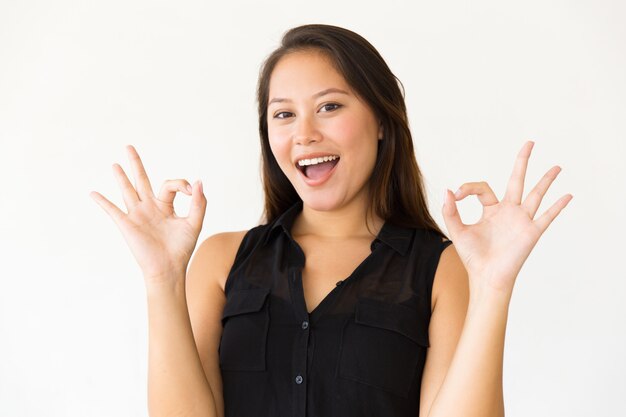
[297,156,340,180]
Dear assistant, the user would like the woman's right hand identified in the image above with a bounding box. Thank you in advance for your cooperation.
[89,145,207,288]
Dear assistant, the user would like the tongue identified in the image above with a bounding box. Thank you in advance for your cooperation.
[305,159,339,180]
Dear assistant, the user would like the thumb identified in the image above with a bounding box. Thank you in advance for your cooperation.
[442,188,464,238]
[187,179,207,231]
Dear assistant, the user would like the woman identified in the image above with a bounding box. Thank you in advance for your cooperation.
[90,24,572,417]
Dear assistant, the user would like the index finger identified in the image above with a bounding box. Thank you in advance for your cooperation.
[126,144,155,200]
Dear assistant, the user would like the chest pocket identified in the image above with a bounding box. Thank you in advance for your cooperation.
[219,287,270,372]
[337,297,430,398]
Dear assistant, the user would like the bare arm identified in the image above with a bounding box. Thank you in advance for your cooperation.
[426,282,508,417]
[185,231,248,417]
[147,230,245,417]
[146,277,218,417]
[420,141,571,416]
[89,145,220,417]
[419,243,507,417]
[419,244,470,416]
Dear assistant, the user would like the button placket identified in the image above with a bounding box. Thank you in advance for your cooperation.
[286,267,309,417]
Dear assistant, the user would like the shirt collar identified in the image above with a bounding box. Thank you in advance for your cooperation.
[262,200,414,256]
[262,200,304,247]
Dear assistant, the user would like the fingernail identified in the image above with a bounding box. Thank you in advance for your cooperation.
[199,179,203,193]
[186,184,192,193]
[454,188,461,198]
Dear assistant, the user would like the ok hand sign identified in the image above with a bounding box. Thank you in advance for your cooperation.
[90,145,207,286]
[442,141,573,295]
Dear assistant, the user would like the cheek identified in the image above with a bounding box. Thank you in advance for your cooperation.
[327,114,378,159]
[268,131,291,170]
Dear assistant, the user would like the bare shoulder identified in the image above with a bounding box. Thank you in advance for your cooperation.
[184,230,249,417]
[431,239,468,312]
[419,239,469,417]
[189,230,249,292]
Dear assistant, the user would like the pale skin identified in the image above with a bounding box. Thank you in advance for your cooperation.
[90,51,572,417]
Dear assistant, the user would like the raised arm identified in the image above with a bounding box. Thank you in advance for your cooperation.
[422,141,572,417]
[90,145,218,417]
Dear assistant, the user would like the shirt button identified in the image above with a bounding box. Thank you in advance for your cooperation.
[301,320,309,330]
[295,375,303,384]
[336,280,343,286]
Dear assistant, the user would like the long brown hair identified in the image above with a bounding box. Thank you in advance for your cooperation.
[256,24,446,238]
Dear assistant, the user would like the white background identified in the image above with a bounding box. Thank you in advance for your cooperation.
[1,0,624,416]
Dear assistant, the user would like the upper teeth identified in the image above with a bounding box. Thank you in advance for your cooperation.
[298,155,339,166]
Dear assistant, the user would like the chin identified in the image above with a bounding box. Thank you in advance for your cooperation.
[298,192,345,212]
[302,201,337,212]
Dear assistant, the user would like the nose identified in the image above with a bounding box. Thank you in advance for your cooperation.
[293,115,321,145]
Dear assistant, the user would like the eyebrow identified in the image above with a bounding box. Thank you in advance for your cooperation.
[268,87,350,106]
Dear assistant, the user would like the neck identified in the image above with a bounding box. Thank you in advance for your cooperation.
[291,194,384,241]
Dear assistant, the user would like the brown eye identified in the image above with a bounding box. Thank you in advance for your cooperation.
[274,111,293,119]
[319,103,342,112]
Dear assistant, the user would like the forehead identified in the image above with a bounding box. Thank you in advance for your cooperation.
[268,50,351,98]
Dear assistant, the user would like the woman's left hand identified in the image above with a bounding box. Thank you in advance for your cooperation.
[442,141,573,295]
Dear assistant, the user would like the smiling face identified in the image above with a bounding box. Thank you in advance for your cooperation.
[267,49,383,213]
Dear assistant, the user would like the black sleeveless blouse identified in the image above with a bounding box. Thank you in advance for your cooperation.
[218,200,453,417]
